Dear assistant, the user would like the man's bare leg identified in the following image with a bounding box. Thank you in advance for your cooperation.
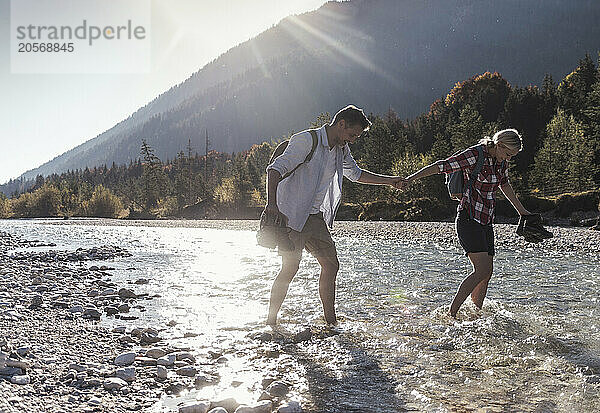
[450,252,493,317]
[267,256,300,325]
[316,254,339,325]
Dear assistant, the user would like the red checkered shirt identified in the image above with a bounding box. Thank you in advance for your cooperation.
[435,144,509,225]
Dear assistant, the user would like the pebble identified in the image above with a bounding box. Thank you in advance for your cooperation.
[146,348,166,359]
[88,397,102,406]
[207,408,228,413]
[68,363,87,372]
[176,352,196,362]
[266,381,290,397]
[101,288,117,296]
[176,366,198,377]
[210,398,239,412]
[16,347,30,357]
[277,401,302,413]
[6,359,30,370]
[105,306,119,316]
[156,365,167,380]
[11,374,31,385]
[156,355,176,367]
[114,352,136,366]
[234,401,272,413]
[115,367,136,382]
[83,308,101,320]
[103,377,128,391]
[118,288,137,299]
[178,402,209,413]
[118,303,130,313]
[135,356,157,366]
[68,305,84,313]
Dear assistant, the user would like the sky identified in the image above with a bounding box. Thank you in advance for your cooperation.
[0,0,328,184]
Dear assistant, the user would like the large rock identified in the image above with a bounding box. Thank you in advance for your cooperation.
[114,352,136,366]
[103,377,128,391]
[178,402,209,413]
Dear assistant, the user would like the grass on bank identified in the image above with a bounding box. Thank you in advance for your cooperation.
[0,183,598,224]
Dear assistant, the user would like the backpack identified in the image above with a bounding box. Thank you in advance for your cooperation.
[269,129,319,180]
[446,145,484,201]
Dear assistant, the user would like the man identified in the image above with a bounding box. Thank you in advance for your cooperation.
[264,105,407,325]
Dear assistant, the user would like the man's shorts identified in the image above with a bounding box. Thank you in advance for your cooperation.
[455,209,495,257]
[279,213,337,261]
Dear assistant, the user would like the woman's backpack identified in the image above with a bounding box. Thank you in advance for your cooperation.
[445,145,484,201]
[269,130,319,180]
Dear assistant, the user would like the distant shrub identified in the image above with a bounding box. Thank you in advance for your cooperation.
[555,190,600,218]
[11,184,62,217]
[496,195,556,217]
[0,195,11,218]
[31,185,62,217]
[85,185,124,218]
[154,196,178,218]
[358,198,454,221]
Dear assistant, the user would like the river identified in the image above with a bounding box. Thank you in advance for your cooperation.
[1,218,598,412]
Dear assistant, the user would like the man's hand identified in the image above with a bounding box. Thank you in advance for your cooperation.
[264,203,288,227]
[390,177,409,190]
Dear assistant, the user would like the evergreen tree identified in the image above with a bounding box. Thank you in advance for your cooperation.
[140,140,166,211]
[557,54,597,118]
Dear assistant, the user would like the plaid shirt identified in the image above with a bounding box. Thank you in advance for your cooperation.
[435,144,509,225]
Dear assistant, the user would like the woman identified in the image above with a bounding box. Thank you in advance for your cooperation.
[406,129,531,317]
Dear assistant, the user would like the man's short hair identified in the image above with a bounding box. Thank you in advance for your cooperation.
[331,105,372,130]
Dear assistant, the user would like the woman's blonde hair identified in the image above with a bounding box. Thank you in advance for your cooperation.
[479,129,523,153]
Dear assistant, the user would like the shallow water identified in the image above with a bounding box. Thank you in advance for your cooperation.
[1,218,599,412]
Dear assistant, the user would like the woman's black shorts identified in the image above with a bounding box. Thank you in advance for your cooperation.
[455,210,495,256]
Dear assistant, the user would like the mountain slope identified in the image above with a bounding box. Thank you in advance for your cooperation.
[15,0,600,181]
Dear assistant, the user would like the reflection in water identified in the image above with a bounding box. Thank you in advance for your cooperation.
[1,219,599,412]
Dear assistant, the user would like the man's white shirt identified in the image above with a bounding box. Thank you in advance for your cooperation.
[267,124,363,232]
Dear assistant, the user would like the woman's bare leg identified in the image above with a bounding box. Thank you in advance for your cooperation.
[450,252,493,317]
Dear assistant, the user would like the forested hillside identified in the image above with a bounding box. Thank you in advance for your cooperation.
[12,0,600,182]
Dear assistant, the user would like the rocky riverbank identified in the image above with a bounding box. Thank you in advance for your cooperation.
[0,231,304,413]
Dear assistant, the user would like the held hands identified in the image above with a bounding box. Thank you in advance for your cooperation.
[390,176,409,190]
